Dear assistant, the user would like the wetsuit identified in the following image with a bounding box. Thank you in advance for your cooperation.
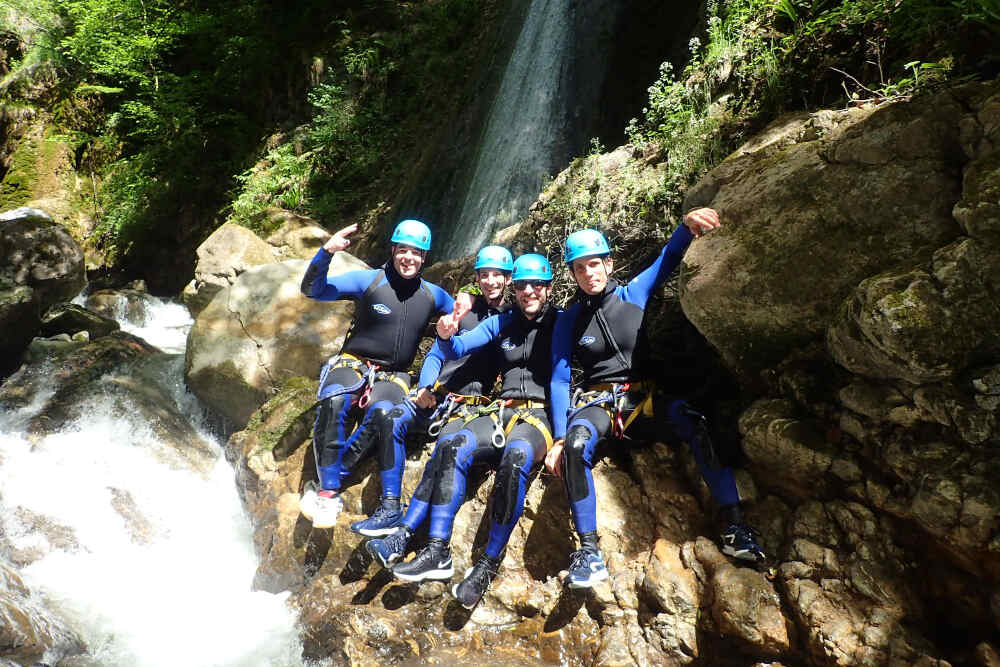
[550,224,741,537]
[300,248,454,491]
[369,296,504,507]
[406,304,557,560]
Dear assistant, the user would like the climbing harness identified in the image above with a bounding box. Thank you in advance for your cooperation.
[501,399,553,451]
[426,393,493,437]
[317,353,410,406]
[567,381,655,439]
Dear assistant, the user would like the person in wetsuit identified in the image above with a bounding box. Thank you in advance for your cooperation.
[547,208,765,589]
[298,219,467,528]
[369,254,558,610]
[348,245,514,537]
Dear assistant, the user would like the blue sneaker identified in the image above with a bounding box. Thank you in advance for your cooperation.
[350,502,404,537]
[366,527,412,568]
[564,548,609,589]
[721,522,766,562]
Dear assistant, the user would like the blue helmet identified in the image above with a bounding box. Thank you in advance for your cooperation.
[512,254,553,282]
[474,245,514,272]
[390,219,432,251]
[564,228,611,264]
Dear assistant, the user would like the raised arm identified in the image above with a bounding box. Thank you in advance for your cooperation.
[621,207,720,307]
[300,248,378,301]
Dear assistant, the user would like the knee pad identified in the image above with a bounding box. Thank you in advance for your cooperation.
[412,449,441,503]
[430,434,466,506]
[492,445,529,526]
[563,424,594,504]
[315,395,349,444]
[343,406,391,470]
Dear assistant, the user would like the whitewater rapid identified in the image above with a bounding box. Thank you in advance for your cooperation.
[0,294,305,666]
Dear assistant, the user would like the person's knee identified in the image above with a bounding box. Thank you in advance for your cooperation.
[429,434,467,505]
[492,443,531,526]
[563,424,595,502]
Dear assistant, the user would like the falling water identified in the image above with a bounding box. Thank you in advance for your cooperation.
[443,0,574,257]
[0,295,304,666]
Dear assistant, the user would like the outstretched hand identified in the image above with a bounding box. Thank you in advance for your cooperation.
[545,440,565,478]
[683,207,721,238]
[436,302,463,339]
[323,223,358,253]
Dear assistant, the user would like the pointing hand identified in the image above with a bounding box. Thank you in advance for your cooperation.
[323,224,359,253]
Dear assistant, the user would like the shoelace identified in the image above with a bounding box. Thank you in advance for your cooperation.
[469,559,498,588]
[369,505,399,522]
[568,549,596,572]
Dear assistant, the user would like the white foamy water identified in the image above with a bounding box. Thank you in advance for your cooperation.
[0,296,305,667]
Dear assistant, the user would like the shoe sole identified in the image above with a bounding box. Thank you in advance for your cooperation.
[722,545,765,562]
[566,568,609,589]
[392,565,454,583]
[353,525,403,537]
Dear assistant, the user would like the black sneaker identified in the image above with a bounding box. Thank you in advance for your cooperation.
[451,555,500,609]
[391,539,454,582]
[721,522,766,562]
[366,527,412,568]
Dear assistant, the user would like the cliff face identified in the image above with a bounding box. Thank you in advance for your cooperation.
[226,80,1000,665]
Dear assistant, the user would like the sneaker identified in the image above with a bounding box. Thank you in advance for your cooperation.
[392,539,454,582]
[366,527,412,568]
[309,490,344,529]
[351,502,404,537]
[564,548,609,589]
[721,522,766,562]
[451,555,499,609]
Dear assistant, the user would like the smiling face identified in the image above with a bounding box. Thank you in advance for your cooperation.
[571,256,613,295]
[392,244,426,278]
[476,268,510,306]
[513,280,550,318]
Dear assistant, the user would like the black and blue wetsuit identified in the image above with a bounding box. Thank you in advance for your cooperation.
[371,296,504,506]
[550,224,741,537]
[403,304,557,560]
[300,248,455,491]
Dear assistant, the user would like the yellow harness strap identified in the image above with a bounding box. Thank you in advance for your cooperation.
[503,409,554,451]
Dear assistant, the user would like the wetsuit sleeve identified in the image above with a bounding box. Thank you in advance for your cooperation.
[300,249,376,301]
[417,340,445,388]
[550,307,578,439]
[424,281,456,315]
[620,223,694,308]
[438,313,504,360]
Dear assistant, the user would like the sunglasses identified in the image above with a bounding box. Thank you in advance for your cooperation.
[513,280,550,291]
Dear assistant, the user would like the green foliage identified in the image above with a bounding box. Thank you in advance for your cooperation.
[0,135,39,209]
[230,143,313,231]
[625,0,990,220]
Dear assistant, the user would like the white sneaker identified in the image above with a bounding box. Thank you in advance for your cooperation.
[299,482,320,520]
[310,491,344,529]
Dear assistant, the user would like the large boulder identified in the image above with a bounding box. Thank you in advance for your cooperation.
[679,87,976,376]
[184,254,366,428]
[181,222,277,316]
[0,207,85,376]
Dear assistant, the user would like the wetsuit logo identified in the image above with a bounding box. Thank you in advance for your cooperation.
[579,335,596,346]
[372,303,392,315]
[500,339,516,351]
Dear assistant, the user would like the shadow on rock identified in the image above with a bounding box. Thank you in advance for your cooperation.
[339,539,374,584]
[351,568,393,605]
[543,588,588,632]
[443,599,474,630]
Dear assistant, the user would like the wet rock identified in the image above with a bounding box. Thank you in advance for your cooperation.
[185,256,364,428]
[0,559,85,664]
[0,207,85,376]
[39,302,119,339]
[0,332,217,473]
[85,288,157,327]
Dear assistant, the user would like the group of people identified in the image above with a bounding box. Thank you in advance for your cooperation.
[298,213,764,610]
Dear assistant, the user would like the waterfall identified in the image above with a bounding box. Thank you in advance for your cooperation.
[442,0,575,258]
[0,296,304,666]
